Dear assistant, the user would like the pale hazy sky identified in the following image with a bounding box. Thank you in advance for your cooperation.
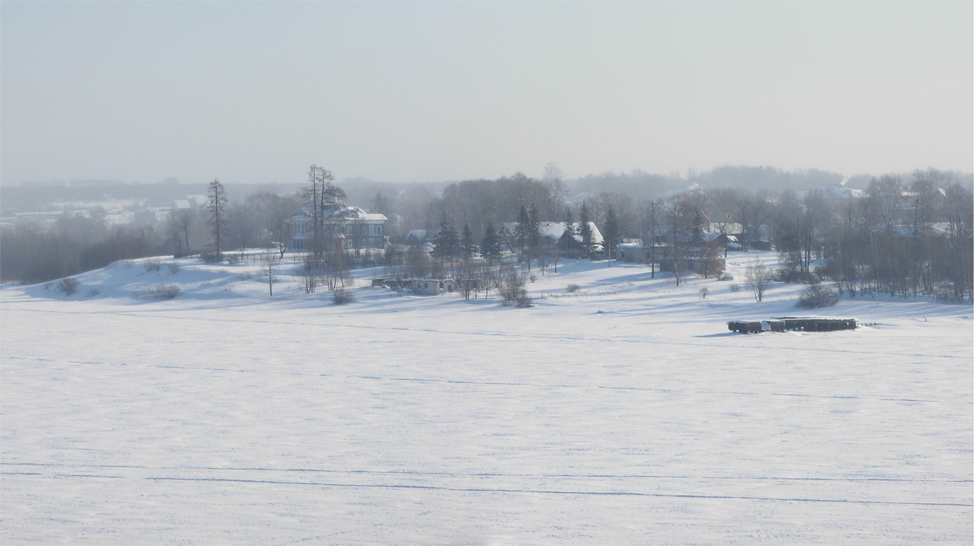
[2,1,971,186]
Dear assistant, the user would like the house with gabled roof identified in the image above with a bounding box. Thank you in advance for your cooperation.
[500,221,604,254]
[288,195,387,251]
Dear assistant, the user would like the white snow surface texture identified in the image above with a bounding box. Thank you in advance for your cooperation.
[2,253,971,544]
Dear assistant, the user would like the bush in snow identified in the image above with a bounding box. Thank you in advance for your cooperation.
[143,259,163,272]
[699,287,709,299]
[777,266,818,285]
[500,269,527,307]
[796,283,838,309]
[933,284,968,304]
[150,284,181,300]
[566,283,580,293]
[332,288,354,305]
[56,277,80,295]
[166,262,180,275]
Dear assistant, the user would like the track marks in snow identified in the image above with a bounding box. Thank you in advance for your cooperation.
[5,461,970,484]
[146,476,973,508]
[6,306,968,361]
[4,354,966,406]
[3,468,968,508]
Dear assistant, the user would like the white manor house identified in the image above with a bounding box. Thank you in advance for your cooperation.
[288,195,387,251]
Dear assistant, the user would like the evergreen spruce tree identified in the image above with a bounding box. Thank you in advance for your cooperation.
[432,210,459,267]
[692,210,705,245]
[207,178,229,260]
[528,204,541,268]
[604,204,620,267]
[514,205,531,261]
[560,207,576,257]
[579,202,593,257]
[481,222,501,265]
[461,223,475,259]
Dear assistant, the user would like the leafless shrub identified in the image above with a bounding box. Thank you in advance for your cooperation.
[332,288,354,305]
[151,284,181,300]
[933,284,969,304]
[225,253,241,265]
[729,283,741,292]
[86,287,101,297]
[302,253,323,294]
[566,283,580,293]
[777,266,817,284]
[151,284,182,300]
[699,287,709,299]
[500,269,527,307]
[56,277,80,295]
[166,262,180,275]
[796,284,838,308]
[143,258,163,272]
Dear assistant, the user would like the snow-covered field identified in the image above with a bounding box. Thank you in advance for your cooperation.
[2,252,971,544]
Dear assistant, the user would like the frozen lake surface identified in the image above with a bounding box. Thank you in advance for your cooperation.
[2,254,971,544]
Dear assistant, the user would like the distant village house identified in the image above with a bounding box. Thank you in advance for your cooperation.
[288,193,387,251]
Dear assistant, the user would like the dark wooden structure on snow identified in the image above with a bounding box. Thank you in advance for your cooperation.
[727,317,857,334]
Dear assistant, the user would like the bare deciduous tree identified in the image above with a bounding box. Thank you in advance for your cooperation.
[642,198,663,278]
[745,260,772,302]
[263,247,276,296]
[500,267,529,307]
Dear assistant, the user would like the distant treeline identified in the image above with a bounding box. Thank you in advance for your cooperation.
[8,165,970,215]
[0,180,305,211]
[0,217,161,284]
[419,169,972,301]
[2,166,971,302]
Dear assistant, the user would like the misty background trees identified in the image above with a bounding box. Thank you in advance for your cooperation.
[2,165,971,302]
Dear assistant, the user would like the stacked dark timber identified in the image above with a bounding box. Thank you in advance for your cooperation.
[727,318,857,334]
[726,321,767,334]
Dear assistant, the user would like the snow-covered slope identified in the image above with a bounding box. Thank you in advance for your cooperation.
[2,253,971,544]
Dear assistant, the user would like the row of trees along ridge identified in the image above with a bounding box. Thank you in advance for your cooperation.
[1,167,970,302]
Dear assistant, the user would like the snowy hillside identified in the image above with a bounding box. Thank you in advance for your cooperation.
[2,253,971,544]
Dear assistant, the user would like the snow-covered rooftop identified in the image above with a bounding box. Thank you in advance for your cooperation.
[503,221,604,249]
